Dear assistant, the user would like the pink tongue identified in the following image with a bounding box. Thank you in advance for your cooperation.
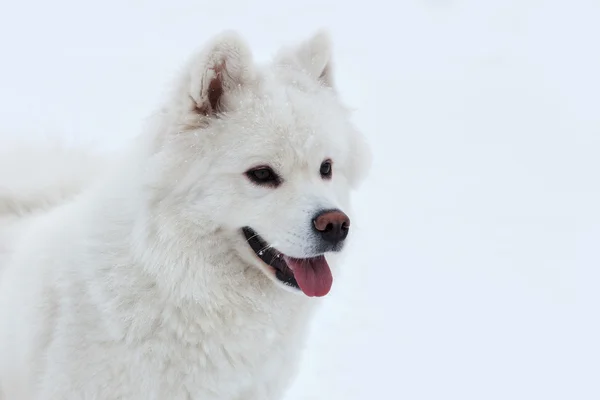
[284,255,333,297]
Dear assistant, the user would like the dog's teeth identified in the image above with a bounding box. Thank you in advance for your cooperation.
[258,251,263,255]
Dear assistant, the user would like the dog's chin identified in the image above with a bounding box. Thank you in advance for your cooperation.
[241,227,334,298]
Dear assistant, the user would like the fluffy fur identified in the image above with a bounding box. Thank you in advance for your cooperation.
[0,30,370,400]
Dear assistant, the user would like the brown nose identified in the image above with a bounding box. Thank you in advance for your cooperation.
[312,209,350,246]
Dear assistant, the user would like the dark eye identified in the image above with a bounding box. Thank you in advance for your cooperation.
[320,160,332,179]
[246,166,282,187]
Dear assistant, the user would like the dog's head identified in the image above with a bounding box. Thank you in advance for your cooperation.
[142,31,371,298]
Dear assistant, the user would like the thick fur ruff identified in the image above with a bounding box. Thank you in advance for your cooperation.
[0,30,370,400]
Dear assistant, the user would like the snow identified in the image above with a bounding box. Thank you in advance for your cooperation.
[1,0,598,399]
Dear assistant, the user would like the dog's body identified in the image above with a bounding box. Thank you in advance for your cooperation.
[0,31,370,400]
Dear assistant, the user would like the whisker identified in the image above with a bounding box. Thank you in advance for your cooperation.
[257,243,274,255]
[245,233,260,242]
[268,252,279,266]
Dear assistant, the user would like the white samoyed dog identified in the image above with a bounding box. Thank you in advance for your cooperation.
[0,30,371,399]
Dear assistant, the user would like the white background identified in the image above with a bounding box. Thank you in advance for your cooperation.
[1,0,598,399]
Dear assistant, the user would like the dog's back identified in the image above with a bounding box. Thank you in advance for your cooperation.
[0,144,104,274]
[0,144,104,216]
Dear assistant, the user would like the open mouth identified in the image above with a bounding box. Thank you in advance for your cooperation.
[242,227,333,297]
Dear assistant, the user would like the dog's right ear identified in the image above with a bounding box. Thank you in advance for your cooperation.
[186,31,254,116]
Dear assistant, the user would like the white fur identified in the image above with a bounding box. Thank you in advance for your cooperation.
[0,31,370,400]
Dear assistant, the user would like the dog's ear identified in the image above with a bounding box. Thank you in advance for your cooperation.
[187,31,254,116]
[277,30,335,87]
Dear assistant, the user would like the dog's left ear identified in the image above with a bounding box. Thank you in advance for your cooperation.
[187,31,255,116]
[277,30,335,87]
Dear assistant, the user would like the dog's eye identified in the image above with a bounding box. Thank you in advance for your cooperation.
[320,160,332,179]
[246,166,281,187]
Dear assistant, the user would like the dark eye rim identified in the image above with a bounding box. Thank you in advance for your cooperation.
[245,165,282,187]
[320,159,333,179]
